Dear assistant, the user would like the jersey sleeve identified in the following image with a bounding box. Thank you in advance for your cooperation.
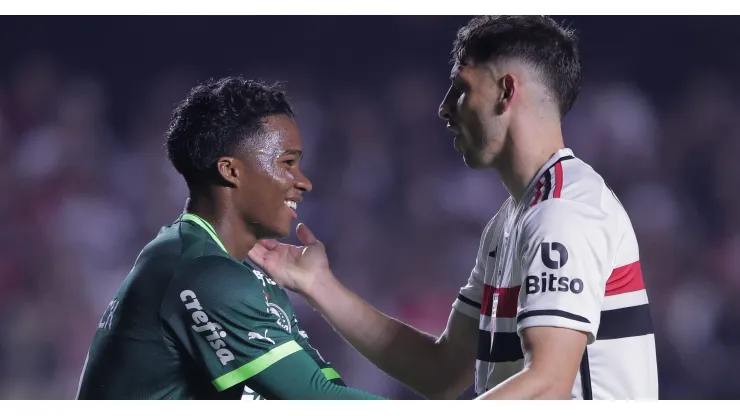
[291,315,346,386]
[241,315,345,399]
[515,200,613,344]
[162,256,383,399]
[452,217,495,319]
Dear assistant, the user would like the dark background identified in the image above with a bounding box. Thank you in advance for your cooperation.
[1,16,739,399]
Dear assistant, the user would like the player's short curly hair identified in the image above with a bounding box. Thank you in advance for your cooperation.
[165,76,294,187]
[452,15,582,118]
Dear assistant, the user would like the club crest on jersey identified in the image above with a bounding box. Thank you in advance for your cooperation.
[266,302,292,333]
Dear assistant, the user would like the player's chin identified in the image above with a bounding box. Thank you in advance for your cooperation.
[462,149,488,170]
[256,218,293,240]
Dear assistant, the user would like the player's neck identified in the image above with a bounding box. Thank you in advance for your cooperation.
[496,123,565,203]
[185,194,256,261]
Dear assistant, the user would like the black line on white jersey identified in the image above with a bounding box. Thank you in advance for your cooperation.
[517,309,591,324]
[580,347,593,400]
[542,169,553,202]
[558,155,575,163]
[457,294,481,309]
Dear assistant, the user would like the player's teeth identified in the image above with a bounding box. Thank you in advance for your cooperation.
[284,201,297,210]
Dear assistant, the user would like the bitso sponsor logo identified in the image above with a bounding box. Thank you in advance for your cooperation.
[525,272,584,295]
[540,242,568,269]
[180,290,235,365]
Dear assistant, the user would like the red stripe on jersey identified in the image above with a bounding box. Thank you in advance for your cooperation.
[481,284,495,316]
[605,261,644,296]
[495,286,521,318]
[480,284,521,318]
[553,162,564,198]
[530,180,544,207]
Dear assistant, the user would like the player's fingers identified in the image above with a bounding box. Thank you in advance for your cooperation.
[247,249,264,266]
[258,239,280,250]
[248,243,267,259]
[296,223,319,246]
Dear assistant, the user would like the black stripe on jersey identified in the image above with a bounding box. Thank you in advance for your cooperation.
[541,170,553,202]
[477,330,524,363]
[580,348,593,400]
[477,329,493,362]
[541,155,575,176]
[557,155,575,163]
[457,294,481,309]
[597,304,654,340]
[517,309,591,324]
[538,155,572,201]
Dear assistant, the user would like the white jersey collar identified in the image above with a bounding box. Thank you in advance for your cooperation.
[521,148,575,204]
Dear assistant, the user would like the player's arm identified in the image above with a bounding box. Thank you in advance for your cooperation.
[476,200,610,400]
[242,315,347,400]
[290,316,347,386]
[304,281,479,399]
[162,256,384,400]
[248,222,493,399]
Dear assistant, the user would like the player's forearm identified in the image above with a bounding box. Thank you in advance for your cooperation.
[302,275,458,399]
[475,368,570,400]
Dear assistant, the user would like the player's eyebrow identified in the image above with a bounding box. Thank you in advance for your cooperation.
[282,149,303,160]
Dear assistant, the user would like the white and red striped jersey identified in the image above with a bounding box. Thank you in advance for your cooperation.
[452,148,658,399]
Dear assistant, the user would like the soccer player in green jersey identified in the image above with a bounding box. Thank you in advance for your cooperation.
[76,77,383,400]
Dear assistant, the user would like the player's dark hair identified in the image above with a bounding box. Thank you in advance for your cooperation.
[452,15,581,118]
[165,76,294,187]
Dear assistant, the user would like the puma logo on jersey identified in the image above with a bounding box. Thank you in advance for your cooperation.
[248,329,275,345]
[180,290,235,365]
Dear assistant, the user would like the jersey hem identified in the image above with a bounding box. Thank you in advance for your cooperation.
[516,314,596,344]
[452,299,481,320]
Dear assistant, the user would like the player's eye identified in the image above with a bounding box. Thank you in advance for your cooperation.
[284,159,297,167]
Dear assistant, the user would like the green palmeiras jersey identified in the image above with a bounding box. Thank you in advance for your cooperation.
[76,213,382,400]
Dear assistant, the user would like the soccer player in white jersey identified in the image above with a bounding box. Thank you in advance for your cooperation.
[248,15,659,400]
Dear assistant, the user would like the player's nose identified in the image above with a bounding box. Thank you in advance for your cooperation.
[438,87,454,121]
[294,169,313,193]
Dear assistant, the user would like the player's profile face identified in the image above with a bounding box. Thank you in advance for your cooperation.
[237,114,312,239]
[439,62,501,169]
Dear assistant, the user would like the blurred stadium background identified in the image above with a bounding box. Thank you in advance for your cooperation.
[1,15,739,399]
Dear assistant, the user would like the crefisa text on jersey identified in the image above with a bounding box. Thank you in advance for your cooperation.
[180,290,236,365]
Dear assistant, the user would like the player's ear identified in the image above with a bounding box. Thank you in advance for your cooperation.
[496,73,516,114]
[216,156,240,187]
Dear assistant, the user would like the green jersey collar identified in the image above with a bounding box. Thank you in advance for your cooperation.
[180,213,228,254]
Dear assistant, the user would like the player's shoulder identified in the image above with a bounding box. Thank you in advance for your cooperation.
[177,253,253,285]
[550,156,610,210]
[525,156,619,230]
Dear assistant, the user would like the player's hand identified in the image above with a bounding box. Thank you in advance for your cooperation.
[248,223,330,295]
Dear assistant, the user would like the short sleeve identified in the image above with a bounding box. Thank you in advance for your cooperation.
[291,316,346,386]
[452,218,496,319]
[515,200,613,344]
[161,256,299,392]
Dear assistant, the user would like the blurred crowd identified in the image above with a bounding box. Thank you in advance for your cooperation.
[1,16,740,400]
